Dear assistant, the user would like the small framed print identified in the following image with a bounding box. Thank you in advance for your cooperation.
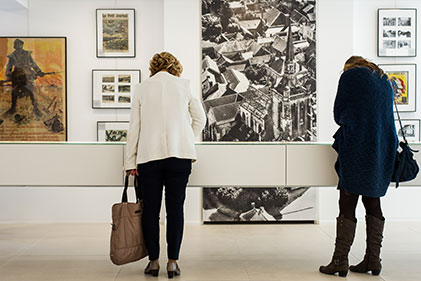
[378,8,417,57]
[92,69,140,109]
[395,119,420,142]
[380,64,416,112]
[97,121,129,142]
[96,9,135,58]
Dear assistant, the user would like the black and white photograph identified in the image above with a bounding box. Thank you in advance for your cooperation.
[398,30,412,38]
[399,17,412,26]
[97,121,129,142]
[118,96,131,103]
[102,75,115,83]
[395,119,420,142]
[102,95,114,103]
[398,40,411,49]
[96,9,135,58]
[102,84,115,93]
[378,9,417,57]
[202,0,317,142]
[92,69,140,109]
[203,187,317,222]
[383,17,396,26]
[383,40,396,49]
[118,85,131,93]
[118,75,131,83]
[383,29,396,38]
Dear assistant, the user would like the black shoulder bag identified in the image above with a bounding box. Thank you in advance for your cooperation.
[391,102,419,187]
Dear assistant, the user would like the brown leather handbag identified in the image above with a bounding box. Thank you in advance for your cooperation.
[110,175,148,265]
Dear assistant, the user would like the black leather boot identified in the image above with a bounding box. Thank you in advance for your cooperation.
[319,216,356,277]
[350,215,385,275]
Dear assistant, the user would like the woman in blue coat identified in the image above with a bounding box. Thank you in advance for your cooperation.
[319,56,398,277]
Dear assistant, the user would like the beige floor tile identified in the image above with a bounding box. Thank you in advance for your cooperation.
[117,258,249,281]
[0,255,120,281]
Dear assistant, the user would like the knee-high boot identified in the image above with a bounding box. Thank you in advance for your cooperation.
[349,215,385,275]
[319,216,356,277]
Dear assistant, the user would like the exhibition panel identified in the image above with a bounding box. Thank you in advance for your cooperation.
[0,143,124,186]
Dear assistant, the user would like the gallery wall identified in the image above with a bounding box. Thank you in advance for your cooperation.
[1,0,421,223]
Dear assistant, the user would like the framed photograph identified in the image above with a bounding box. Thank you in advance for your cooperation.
[96,9,135,58]
[203,187,317,223]
[378,8,417,57]
[0,37,67,142]
[395,119,420,142]
[92,69,140,109]
[97,121,129,142]
[380,64,416,112]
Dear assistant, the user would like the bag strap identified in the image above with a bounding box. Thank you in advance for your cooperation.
[394,100,408,144]
[122,175,142,203]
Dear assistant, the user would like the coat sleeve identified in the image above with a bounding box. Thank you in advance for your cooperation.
[188,83,206,138]
[125,85,141,170]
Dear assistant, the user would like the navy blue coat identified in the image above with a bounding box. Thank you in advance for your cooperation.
[333,67,398,197]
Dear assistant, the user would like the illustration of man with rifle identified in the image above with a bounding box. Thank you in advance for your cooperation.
[0,39,59,117]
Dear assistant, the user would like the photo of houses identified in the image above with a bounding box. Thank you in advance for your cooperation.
[202,0,317,141]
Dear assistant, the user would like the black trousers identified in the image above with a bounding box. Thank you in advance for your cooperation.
[138,157,192,261]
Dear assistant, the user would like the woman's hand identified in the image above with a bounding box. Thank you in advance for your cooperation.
[126,169,139,176]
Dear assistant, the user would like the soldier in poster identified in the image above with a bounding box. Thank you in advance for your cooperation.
[3,39,45,117]
[0,37,67,141]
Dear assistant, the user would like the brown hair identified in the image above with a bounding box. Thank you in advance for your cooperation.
[149,52,183,77]
[343,56,385,77]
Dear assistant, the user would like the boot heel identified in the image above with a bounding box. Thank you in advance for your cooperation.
[371,269,381,276]
[151,269,159,277]
[168,271,175,278]
[338,271,348,277]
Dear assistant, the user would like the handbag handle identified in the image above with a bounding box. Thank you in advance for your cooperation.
[122,175,142,203]
[394,100,408,144]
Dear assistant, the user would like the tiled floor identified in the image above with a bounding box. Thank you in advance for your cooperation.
[0,222,420,280]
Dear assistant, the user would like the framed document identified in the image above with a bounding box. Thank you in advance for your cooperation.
[97,121,129,142]
[378,8,417,57]
[92,69,140,109]
[96,9,135,58]
[380,64,416,112]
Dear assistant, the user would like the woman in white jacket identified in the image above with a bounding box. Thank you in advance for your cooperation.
[125,52,206,278]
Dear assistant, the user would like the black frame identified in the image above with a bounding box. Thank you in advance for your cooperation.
[96,8,136,58]
[92,69,141,109]
[97,120,129,142]
[394,119,421,142]
[379,63,417,112]
[377,8,417,57]
[0,36,68,141]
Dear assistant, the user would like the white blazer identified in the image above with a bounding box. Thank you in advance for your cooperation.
[125,71,206,169]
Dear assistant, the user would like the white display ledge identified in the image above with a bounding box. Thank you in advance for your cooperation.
[0,142,420,187]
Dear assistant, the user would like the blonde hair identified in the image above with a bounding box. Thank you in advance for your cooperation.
[149,52,183,77]
[343,56,386,77]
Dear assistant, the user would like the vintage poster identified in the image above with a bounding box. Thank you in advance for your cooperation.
[0,37,67,141]
[96,9,135,58]
[386,71,409,104]
[102,13,129,53]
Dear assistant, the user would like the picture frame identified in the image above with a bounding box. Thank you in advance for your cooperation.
[92,69,140,109]
[0,36,67,142]
[378,8,417,57]
[97,121,129,142]
[395,119,420,142]
[379,64,416,112]
[96,8,136,58]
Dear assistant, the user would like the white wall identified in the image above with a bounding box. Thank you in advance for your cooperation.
[1,0,421,223]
